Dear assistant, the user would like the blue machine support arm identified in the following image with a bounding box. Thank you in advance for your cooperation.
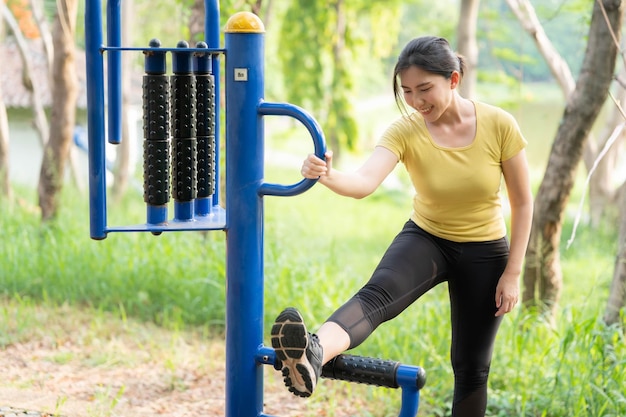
[257,101,326,197]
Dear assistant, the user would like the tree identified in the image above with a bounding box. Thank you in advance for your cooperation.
[604,183,626,325]
[504,0,575,97]
[0,81,10,201]
[30,0,52,70]
[585,77,626,228]
[278,0,402,160]
[456,0,480,98]
[189,0,205,44]
[522,0,623,318]
[37,0,78,220]
[1,1,49,147]
[506,0,624,228]
[0,12,10,200]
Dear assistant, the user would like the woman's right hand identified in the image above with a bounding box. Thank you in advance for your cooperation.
[301,150,333,180]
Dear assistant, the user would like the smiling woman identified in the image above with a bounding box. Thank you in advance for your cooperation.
[271,35,533,417]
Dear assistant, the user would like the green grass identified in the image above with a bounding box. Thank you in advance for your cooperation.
[1,166,624,416]
[0,187,227,331]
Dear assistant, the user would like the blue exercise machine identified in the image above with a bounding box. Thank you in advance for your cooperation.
[84,2,426,416]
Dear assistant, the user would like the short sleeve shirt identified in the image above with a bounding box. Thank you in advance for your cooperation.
[377,101,527,242]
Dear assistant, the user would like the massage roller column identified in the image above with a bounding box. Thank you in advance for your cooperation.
[142,39,170,226]
[171,41,197,221]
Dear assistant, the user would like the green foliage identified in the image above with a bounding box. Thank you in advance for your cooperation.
[277,0,405,154]
[488,310,626,417]
[132,1,190,46]
[478,0,590,83]
[278,0,329,112]
[0,187,227,330]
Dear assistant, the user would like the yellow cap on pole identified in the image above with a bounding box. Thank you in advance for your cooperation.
[225,12,265,33]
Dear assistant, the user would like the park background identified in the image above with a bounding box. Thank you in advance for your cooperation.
[0,0,625,416]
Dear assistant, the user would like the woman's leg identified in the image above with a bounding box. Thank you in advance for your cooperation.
[272,221,456,397]
[325,221,451,350]
[272,221,451,397]
[315,321,350,364]
[448,238,509,417]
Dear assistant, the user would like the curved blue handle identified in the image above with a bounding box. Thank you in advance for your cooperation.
[257,101,326,196]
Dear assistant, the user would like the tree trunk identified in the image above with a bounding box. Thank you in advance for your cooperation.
[328,0,346,160]
[456,0,479,99]
[507,0,625,229]
[604,182,626,325]
[38,0,78,221]
[1,2,49,146]
[0,84,11,200]
[30,0,53,71]
[190,0,204,44]
[522,0,623,317]
[27,0,83,191]
[504,0,575,97]
[585,81,626,227]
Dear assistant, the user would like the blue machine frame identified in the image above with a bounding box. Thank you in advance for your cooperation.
[84,2,425,416]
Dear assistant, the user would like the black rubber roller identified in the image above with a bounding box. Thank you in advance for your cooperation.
[171,75,196,139]
[196,135,215,198]
[195,74,216,137]
[142,75,170,140]
[321,354,400,388]
[143,139,170,205]
[172,137,197,202]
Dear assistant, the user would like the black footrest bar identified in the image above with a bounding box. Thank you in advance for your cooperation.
[256,347,425,416]
[322,354,399,388]
[322,354,426,390]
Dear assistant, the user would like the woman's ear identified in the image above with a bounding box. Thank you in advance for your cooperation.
[450,71,460,89]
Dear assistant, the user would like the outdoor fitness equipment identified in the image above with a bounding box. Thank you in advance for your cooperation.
[84,2,426,416]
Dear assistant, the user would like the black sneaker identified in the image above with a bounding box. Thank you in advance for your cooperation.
[271,307,323,397]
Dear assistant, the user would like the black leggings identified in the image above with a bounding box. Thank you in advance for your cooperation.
[327,220,509,417]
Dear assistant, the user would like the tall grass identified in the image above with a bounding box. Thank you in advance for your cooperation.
[0,187,227,331]
[2,117,625,416]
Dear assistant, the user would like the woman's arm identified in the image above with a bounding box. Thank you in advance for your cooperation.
[301,146,399,199]
[496,149,534,316]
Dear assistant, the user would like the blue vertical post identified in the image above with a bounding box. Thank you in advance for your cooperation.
[205,0,221,210]
[85,0,107,239]
[224,12,267,417]
[106,0,122,144]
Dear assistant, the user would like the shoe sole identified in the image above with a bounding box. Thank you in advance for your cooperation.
[271,308,316,397]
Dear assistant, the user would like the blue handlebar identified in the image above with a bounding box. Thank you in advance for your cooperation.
[257,101,326,197]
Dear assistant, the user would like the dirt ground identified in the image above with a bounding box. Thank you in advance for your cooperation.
[0,311,368,417]
[0,339,362,417]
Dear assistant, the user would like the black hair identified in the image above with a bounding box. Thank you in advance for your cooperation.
[392,36,466,113]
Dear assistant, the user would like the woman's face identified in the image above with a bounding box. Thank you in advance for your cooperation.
[399,65,458,122]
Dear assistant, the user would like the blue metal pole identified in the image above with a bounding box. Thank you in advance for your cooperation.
[85,0,107,239]
[224,12,266,417]
[106,0,122,144]
[205,0,221,210]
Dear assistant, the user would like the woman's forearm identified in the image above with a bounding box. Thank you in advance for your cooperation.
[504,201,533,276]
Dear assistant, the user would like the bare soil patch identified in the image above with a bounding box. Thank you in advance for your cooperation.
[0,304,369,417]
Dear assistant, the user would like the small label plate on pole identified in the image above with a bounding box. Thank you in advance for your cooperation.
[234,68,248,81]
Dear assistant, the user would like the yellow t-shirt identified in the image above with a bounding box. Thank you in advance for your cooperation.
[377,101,527,242]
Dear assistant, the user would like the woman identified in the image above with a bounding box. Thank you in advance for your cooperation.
[271,36,533,417]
